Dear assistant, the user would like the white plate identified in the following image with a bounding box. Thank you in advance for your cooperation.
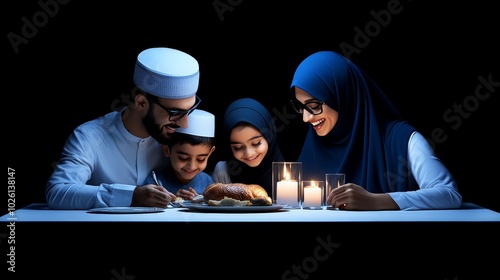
[88,207,165,214]
[181,203,287,213]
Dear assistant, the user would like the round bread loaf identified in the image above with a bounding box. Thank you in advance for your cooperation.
[203,183,271,204]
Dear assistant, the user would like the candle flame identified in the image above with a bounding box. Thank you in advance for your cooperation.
[283,163,290,181]
[312,181,317,187]
[284,170,290,181]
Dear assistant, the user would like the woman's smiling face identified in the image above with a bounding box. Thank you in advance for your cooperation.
[294,87,338,136]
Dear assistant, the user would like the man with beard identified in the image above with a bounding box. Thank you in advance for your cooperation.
[45,47,201,210]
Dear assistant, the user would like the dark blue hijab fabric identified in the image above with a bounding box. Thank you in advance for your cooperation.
[224,98,285,194]
[291,51,416,193]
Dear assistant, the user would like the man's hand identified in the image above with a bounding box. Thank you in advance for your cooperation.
[131,184,176,208]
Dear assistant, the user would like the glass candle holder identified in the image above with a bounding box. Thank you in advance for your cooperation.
[272,162,302,208]
[325,173,345,193]
[325,173,346,210]
[301,180,325,209]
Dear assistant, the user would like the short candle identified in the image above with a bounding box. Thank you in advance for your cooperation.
[303,181,321,208]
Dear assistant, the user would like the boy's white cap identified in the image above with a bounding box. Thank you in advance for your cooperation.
[176,109,215,137]
[133,47,199,99]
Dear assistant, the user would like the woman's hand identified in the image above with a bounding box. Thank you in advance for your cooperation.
[326,183,399,210]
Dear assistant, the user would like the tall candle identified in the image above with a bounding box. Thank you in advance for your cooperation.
[303,181,321,208]
[277,180,298,206]
[276,166,298,206]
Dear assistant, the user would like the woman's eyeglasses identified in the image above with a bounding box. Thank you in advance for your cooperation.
[289,99,325,115]
[152,96,201,121]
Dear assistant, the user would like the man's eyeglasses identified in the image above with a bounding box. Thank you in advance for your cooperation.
[152,95,201,121]
[289,99,325,115]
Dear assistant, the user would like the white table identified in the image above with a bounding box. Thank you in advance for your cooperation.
[2,202,498,279]
[1,202,500,222]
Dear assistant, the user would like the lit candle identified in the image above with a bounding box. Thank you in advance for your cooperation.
[276,166,298,206]
[303,181,321,208]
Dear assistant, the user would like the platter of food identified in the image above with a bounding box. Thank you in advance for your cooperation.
[180,203,287,213]
[88,207,165,214]
[180,182,286,212]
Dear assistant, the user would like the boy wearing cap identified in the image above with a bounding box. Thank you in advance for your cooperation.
[145,109,216,201]
[46,47,201,209]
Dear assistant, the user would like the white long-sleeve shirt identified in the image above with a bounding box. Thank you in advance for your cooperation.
[46,110,168,209]
[388,131,462,210]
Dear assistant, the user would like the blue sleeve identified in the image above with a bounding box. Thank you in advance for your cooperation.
[388,131,462,210]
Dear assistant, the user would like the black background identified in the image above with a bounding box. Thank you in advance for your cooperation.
[2,1,499,279]
[4,0,498,213]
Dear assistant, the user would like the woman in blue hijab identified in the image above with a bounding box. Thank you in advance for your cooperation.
[290,50,462,210]
[212,98,284,196]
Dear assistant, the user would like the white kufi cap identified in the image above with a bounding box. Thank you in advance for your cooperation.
[133,47,199,99]
[176,109,215,137]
